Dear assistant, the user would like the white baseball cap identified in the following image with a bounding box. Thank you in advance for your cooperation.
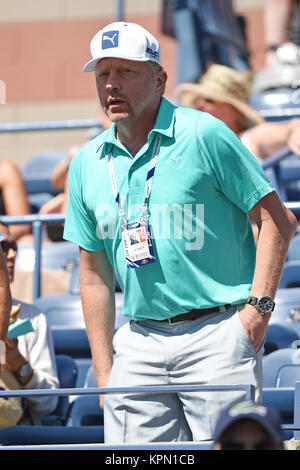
[83,22,161,72]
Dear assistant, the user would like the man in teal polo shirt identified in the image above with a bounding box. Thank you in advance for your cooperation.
[64,22,297,443]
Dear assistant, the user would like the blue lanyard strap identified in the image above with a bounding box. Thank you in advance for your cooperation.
[108,135,161,225]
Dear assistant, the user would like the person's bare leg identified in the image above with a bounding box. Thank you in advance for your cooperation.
[0,161,32,242]
[39,193,66,215]
[264,0,295,68]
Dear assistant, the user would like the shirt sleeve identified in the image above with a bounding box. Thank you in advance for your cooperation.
[63,151,105,251]
[18,312,59,417]
[197,114,275,213]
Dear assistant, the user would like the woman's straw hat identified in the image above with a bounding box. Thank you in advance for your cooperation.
[174,64,264,126]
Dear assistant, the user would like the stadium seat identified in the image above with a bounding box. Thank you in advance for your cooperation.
[249,89,300,121]
[0,425,104,446]
[278,260,300,288]
[33,294,91,358]
[288,232,300,261]
[51,328,91,358]
[263,348,300,388]
[271,288,300,337]
[34,294,84,327]
[277,155,300,202]
[22,151,66,212]
[15,241,79,272]
[262,387,295,438]
[22,151,67,194]
[41,354,78,426]
[84,365,97,388]
[264,322,299,355]
[74,358,93,388]
[67,395,103,427]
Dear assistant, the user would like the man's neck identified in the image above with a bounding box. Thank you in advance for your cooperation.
[116,126,149,157]
[115,103,161,157]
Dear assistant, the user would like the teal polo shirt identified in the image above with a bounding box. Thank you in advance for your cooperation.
[64,97,275,321]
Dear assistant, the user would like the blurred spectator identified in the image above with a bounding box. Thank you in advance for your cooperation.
[0,222,59,424]
[0,160,32,243]
[213,400,284,450]
[174,64,300,161]
[264,0,295,68]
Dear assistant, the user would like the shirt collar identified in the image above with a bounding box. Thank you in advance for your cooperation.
[96,97,176,159]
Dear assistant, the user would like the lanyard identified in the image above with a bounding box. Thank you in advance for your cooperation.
[108,135,161,226]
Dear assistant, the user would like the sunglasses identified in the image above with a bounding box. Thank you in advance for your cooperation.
[0,240,18,253]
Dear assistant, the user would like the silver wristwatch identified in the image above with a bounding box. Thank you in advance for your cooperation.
[18,362,32,379]
[246,296,275,315]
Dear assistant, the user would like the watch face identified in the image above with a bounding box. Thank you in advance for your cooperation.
[20,363,31,377]
[258,296,274,312]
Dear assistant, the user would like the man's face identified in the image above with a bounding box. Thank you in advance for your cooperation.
[95,58,163,125]
[0,225,17,284]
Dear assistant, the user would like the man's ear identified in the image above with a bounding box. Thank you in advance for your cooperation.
[155,70,167,95]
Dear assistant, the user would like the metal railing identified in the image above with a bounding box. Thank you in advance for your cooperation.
[0,383,255,449]
[1,383,300,449]
[0,383,256,401]
[0,119,102,134]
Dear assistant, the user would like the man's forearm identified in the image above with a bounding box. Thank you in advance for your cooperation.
[80,282,115,387]
[242,194,297,350]
[250,218,293,299]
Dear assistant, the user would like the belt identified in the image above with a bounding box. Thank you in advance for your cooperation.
[159,304,232,325]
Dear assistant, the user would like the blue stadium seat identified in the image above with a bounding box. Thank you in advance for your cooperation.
[65,364,103,427]
[264,322,299,355]
[288,232,300,261]
[84,365,97,388]
[34,292,126,353]
[0,425,104,446]
[262,387,295,438]
[34,294,84,327]
[249,89,300,122]
[42,354,78,426]
[67,395,103,427]
[22,151,67,195]
[271,288,300,337]
[263,348,300,388]
[22,152,66,212]
[15,241,79,272]
[278,260,300,288]
[33,294,91,358]
[51,328,91,358]
[74,358,93,388]
[277,155,300,202]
